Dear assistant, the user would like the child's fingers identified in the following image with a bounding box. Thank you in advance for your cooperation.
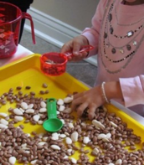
[67,52,87,61]
[73,92,82,99]
[72,42,82,56]
[71,97,81,112]
[61,42,72,54]
[88,106,96,119]
[79,52,88,58]
[76,102,88,117]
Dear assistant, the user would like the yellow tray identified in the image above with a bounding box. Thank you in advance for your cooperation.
[0,54,144,164]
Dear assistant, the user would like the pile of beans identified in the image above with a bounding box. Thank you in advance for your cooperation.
[0,84,144,165]
[41,61,66,76]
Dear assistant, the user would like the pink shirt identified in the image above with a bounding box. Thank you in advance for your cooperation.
[82,0,144,116]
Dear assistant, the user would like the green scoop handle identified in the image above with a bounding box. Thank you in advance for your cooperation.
[43,98,63,132]
[47,98,57,119]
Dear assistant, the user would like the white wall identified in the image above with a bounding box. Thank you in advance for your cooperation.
[31,0,99,30]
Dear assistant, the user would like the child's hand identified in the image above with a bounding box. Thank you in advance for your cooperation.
[71,81,123,119]
[71,86,105,119]
[61,35,89,61]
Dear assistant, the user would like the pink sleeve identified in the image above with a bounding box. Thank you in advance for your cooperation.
[82,0,108,57]
[119,75,144,107]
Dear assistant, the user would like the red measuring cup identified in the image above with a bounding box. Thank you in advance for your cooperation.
[40,45,94,76]
[0,2,35,58]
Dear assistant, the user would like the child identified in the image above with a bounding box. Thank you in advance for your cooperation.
[61,0,144,119]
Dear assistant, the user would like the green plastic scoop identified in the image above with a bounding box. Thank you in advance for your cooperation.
[43,98,63,132]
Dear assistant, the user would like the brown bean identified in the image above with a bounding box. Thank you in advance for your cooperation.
[25,86,31,90]
[42,83,48,88]
[39,90,45,95]
[16,86,22,90]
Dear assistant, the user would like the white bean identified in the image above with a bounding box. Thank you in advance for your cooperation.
[14,116,24,122]
[25,109,35,114]
[51,145,61,150]
[33,114,40,122]
[67,149,72,153]
[39,133,44,138]
[63,97,73,103]
[51,133,59,140]
[59,134,66,138]
[98,133,111,141]
[21,143,27,149]
[70,158,77,164]
[13,108,23,115]
[28,104,34,109]
[30,160,37,165]
[58,105,65,111]
[26,133,31,137]
[0,118,8,125]
[71,131,78,142]
[52,133,59,137]
[64,132,70,136]
[116,159,122,165]
[81,122,86,127]
[63,155,68,159]
[21,102,28,109]
[0,124,7,129]
[92,119,105,129]
[65,137,72,144]
[93,148,99,155]
[38,120,43,125]
[106,133,111,139]
[68,123,74,129]
[43,137,48,141]
[98,134,107,139]
[57,99,64,105]
[39,108,46,113]
[38,142,46,146]
[40,101,46,108]
[110,121,117,127]
[0,113,8,117]
[9,156,16,164]
[60,119,65,124]
[19,108,25,113]
[83,137,91,144]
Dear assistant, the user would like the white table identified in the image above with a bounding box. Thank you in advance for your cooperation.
[1,45,144,126]
[0,45,33,67]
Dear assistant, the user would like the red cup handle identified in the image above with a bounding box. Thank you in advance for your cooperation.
[65,45,94,57]
[22,13,36,44]
[79,45,94,53]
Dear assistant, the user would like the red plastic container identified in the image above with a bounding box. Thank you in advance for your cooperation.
[40,45,94,76]
[40,52,67,76]
[0,2,35,58]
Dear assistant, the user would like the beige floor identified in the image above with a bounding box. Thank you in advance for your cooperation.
[20,30,98,87]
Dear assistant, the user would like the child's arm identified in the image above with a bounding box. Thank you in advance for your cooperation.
[82,0,108,57]
[71,76,144,119]
[71,81,123,119]
[119,75,144,107]
[61,0,108,61]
